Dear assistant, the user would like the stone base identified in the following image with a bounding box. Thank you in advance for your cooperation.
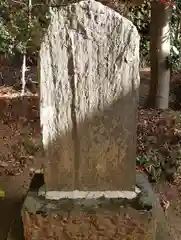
[21,173,172,240]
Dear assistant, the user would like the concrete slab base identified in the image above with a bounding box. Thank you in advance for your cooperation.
[38,186,141,200]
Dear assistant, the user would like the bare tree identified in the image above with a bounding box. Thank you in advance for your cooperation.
[21,0,32,96]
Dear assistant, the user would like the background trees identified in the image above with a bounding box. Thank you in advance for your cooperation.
[0,0,180,107]
[130,0,180,109]
[0,0,49,64]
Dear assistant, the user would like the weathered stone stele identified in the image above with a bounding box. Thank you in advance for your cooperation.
[40,0,140,191]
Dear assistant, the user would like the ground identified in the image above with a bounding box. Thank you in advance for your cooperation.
[139,69,181,240]
[0,86,41,239]
[0,67,181,239]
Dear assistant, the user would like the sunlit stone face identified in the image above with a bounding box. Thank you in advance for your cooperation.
[40,0,140,191]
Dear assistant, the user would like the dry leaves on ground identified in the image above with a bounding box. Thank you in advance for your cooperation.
[137,107,181,183]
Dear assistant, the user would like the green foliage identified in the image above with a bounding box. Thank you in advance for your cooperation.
[0,0,49,60]
[127,0,180,71]
[170,4,181,72]
[0,18,14,56]
[0,0,180,66]
[136,155,162,181]
[127,1,151,67]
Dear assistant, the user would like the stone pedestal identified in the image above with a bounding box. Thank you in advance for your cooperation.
[23,203,155,240]
[22,173,172,240]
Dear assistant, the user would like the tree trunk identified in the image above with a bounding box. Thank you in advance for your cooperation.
[180,16,181,71]
[146,1,171,109]
[21,54,26,96]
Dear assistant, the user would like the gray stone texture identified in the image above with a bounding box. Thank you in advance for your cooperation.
[40,0,140,191]
[21,173,172,240]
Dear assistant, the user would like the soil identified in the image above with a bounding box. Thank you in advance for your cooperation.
[0,85,41,239]
[0,66,181,239]
[139,68,181,240]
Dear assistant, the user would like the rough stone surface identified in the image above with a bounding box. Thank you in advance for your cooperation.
[22,173,172,240]
[136,173,172,240]
[22,206,155,240]
[40,0,140,191]
[22,192,156,240]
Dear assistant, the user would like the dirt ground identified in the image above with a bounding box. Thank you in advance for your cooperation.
[0,67,181,239]
[0,89,41,239]
[139,69,181,240]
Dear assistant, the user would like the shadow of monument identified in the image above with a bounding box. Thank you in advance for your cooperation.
[43,86,139,192]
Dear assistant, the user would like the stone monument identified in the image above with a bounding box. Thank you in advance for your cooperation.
[40,0,139,193]
[21,1,172,239]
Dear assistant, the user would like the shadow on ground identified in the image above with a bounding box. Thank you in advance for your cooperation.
[0,93,40,239]
[0,199,24,240]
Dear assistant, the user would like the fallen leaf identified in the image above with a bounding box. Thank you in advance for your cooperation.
[0,186,5,198]
[0,161,8,168]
